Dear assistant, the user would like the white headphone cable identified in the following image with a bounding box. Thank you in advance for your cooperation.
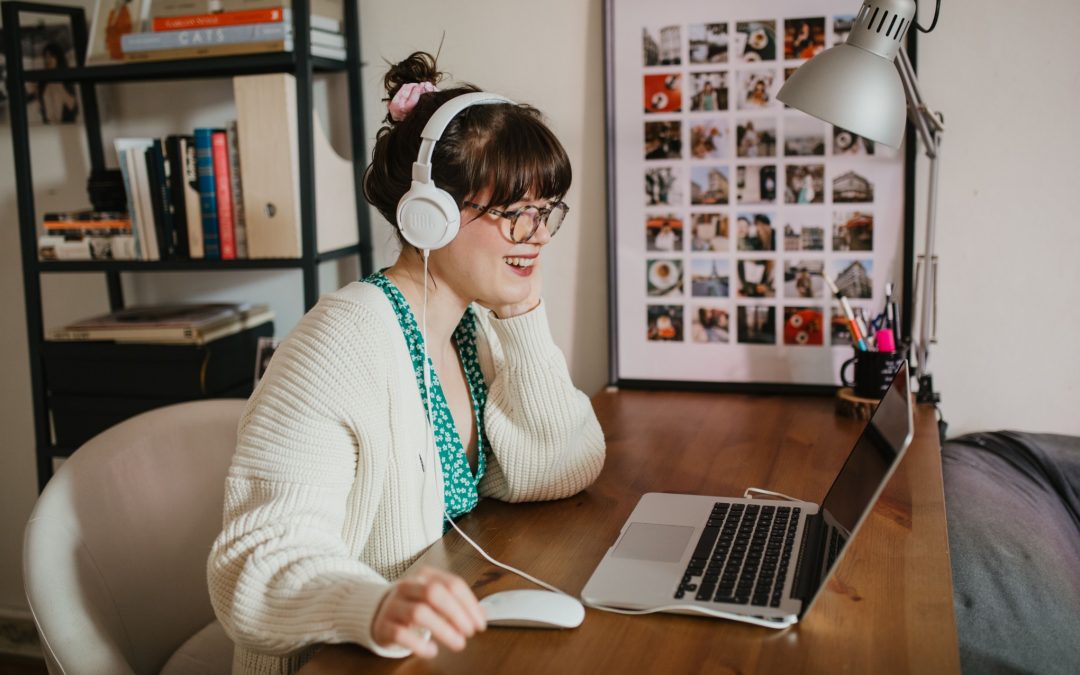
[414,248,569,596]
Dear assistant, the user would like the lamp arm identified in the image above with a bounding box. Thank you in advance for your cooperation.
[896,47,944,157]
[896,46,944,404]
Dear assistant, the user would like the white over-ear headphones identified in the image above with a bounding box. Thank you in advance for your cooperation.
[395,91,515,250]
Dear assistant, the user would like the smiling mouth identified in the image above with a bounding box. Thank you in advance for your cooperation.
[504,256,537,268]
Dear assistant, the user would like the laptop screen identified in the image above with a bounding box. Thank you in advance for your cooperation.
[804,362,913,609]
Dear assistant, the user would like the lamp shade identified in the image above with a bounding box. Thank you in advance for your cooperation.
[777,0,916,148]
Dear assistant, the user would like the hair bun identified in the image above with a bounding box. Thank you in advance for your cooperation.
[384,51,443,103]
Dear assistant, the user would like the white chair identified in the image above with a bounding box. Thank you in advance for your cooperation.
[24,399,246,675]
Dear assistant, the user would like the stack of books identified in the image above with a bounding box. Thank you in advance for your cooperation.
[38,210,135,261]
[86,0,346,64]
[40,71,358,263]
[48,302,274,345]
[109,128,248,261]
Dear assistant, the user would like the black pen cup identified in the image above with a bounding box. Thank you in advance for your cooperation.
[840,349,907,399]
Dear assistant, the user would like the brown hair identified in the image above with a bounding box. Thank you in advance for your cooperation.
[363,52,572,243]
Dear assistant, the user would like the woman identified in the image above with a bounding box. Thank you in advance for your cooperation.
[207,52,606,674]
[693,80,719,111]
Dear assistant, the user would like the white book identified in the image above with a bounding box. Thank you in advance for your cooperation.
[129,146,161,260]
[113,138,155,260]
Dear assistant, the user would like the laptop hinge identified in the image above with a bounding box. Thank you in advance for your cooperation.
[791,512,825,603]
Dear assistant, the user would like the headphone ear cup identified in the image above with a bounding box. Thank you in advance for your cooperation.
[396,181,460,250]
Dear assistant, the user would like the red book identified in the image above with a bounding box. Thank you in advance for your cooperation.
[211,131,237,260]
[152,7,285,32]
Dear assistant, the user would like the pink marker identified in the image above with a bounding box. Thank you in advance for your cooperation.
[875,328,896,352]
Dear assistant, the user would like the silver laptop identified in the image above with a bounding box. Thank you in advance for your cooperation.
[582,362,913,625]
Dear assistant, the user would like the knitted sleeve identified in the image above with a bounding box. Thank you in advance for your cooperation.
[475,301,606,502]
[206,299,408,659]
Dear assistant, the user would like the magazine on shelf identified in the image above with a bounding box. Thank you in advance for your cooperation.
[48,303,274,344]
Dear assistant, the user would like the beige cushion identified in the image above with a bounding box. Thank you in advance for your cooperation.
[160,620,233,675]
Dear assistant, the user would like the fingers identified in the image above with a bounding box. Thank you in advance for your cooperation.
[385,622,437,659]
[407,602,466,652]
[373,569,486,658]
[413,568,486,631]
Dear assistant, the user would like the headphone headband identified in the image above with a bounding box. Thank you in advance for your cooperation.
[420,91,515,142]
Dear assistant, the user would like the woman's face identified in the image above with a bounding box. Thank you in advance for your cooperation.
[430,187,554,308]
[44,51,58,68]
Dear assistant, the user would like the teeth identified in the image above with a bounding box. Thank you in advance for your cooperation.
[504,257,536,268]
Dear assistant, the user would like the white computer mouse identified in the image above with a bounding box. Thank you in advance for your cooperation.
[478,590,585,629]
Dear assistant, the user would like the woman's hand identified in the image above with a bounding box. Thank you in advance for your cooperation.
[371,566,486,658]
[488,264,543,319]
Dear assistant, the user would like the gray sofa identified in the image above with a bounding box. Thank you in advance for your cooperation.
[942,431,1080,674]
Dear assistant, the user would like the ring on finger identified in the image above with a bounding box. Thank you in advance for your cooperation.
[412,626,432,642]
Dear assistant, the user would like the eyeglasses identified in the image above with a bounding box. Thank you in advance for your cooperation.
[463,200,569,243]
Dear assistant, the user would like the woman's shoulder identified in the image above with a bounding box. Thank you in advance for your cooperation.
[286,281,400,357]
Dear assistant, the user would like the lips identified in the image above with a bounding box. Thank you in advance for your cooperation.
[503,253,538,277]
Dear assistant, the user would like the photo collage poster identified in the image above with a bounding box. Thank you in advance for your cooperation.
[609,0,908,387]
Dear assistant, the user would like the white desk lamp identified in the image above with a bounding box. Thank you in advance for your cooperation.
[778,0,945,408]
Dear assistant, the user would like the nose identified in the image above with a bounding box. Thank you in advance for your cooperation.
[529,219,553,246]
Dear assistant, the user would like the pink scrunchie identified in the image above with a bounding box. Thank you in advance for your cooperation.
[389,82,438,122]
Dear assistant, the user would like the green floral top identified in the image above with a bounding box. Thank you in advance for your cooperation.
[364,272,487,528]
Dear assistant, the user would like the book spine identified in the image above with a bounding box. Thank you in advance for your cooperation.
[121,39,288,62]
[211,131,237,260]
[121,22,288,52]
[147,140,176,259]
[181,137,205,258]
[114,146,144,260]
[152,7,285,31]
[38,234,137,261]
[130,145,161,260]
[43,219,131,231]
[165,135,191,258]
[310,29,345,49]
[226,120,248,258]
[194,129,221,260]
[287,9,342,34]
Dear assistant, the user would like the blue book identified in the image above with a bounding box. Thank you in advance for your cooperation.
[193,128,221,260]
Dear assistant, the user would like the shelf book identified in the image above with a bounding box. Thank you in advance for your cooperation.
[47,302,274,344]
[39,72,358,264]
[85,0,346,65]
[37,211,135,261]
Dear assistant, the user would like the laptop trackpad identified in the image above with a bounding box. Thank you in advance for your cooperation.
[612,522,694,563]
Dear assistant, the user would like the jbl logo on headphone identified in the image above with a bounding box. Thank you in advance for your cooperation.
[413,213,432,231]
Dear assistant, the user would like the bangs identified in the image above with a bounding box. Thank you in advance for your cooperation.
[460,109,572,207]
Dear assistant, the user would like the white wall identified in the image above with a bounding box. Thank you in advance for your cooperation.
[915,0,1080,435]
[1,0,1077,616]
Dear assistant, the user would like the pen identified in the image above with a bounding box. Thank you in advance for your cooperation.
[854,308,874,350]
[884,282,894,330]
[823,274,867,351]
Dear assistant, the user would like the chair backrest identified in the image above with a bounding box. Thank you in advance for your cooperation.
[24,399,245,675]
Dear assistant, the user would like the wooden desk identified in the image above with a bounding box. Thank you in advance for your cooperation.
[301,390,960,674]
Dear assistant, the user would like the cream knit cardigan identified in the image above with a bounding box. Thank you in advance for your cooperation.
[207,281,606,674]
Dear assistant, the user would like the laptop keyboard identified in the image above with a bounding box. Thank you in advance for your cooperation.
[674,502,800,608]
[826,525,847,571]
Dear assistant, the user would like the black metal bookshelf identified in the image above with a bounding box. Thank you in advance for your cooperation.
[1,0,373,490]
